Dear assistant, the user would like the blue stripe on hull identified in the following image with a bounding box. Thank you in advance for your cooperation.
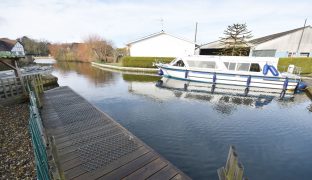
[163,75,296,92]
[160,66,299,83]
[162,72,297,91]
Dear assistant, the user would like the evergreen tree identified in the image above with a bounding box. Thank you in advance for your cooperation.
[219,23,252,56]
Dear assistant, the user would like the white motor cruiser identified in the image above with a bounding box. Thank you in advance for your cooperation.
[156,55,307,96]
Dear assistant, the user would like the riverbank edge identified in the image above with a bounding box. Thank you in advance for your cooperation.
[91,62,158,73]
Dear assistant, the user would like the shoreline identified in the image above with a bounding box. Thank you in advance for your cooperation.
[91,62,158,73]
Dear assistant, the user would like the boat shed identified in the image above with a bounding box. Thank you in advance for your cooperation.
[198,26,312,58]
[126,31,196,57]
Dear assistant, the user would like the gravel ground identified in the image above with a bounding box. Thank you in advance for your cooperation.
[0,103,36,179]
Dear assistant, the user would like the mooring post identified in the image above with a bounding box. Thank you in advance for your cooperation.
[218,145,247,180]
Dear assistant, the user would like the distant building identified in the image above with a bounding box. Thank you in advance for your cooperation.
[250,26,312,57]
[126,31,196,57]
[197,40,250,56]
[0,38,25,57]
[198,26,312,57]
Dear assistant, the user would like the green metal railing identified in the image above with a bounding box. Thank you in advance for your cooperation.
[28,83,50,180]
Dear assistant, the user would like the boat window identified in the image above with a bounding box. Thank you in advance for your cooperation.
[187,60,195,67]
[200,61,216,69]
[236,63,250,71]
[250,63,261,72]
[186,61,216,69]
[224,62,229,69]
[228,62,236,71]
[170,58,177,64]
[173,60,185,67]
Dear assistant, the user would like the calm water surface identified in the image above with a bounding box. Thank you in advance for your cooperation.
[52,62,312,180]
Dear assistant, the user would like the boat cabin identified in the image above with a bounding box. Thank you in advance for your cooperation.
[170,55,279,74]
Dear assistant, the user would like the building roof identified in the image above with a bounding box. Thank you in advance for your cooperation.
[0,38,17,51]
[249,26,311,45]
[199,40,252,49]
[126,30,196,45]
[199,25,311,49]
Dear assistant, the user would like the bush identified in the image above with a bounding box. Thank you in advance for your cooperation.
[121,56,174,68]
[278,57,312,74]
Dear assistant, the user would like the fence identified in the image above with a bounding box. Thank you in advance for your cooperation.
[28,83,50,180]
[0,74,44,105]
[0,77,24,99]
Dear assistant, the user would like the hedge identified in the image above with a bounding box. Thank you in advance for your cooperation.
[278,57,312,74]
[121,56,175,68]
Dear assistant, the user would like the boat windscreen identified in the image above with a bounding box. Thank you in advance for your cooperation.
[173,60,185,67]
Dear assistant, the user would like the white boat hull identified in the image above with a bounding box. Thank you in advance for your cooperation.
[160,67,299,94]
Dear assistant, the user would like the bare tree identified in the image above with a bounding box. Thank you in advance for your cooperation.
[219,23,253,56]
[84,34,114,62]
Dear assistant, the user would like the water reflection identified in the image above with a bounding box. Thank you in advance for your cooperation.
[55,62,115,85]
[51,62,312,180]
[128,77,275,112]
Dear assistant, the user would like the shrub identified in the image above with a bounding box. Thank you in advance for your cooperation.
[121,56,174,68]
[278,57,312,74]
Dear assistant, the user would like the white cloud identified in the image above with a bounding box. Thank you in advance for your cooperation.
[0,0,311,47]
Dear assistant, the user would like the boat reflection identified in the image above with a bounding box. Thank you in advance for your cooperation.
[128,77,280,109]
[156,77,277,108]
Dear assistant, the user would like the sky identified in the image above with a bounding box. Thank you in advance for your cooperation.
[0,0,311,47]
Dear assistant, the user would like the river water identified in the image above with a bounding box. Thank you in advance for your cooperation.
[52,62,312,180]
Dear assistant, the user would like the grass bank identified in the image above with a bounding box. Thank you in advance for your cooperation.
[278,57,312,74]
[121,56,174,68]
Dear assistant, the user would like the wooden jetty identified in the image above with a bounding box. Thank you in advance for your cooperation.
[41,86,190,180]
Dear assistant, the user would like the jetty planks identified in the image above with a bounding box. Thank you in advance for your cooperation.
[41,86,190,180]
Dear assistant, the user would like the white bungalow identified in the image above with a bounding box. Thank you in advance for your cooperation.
[126,31,196,57]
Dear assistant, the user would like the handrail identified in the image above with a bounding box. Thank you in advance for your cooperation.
[28,82,50,180]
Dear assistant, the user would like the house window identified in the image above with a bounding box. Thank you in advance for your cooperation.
[300,52,309,57]
[250,63,261,72]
